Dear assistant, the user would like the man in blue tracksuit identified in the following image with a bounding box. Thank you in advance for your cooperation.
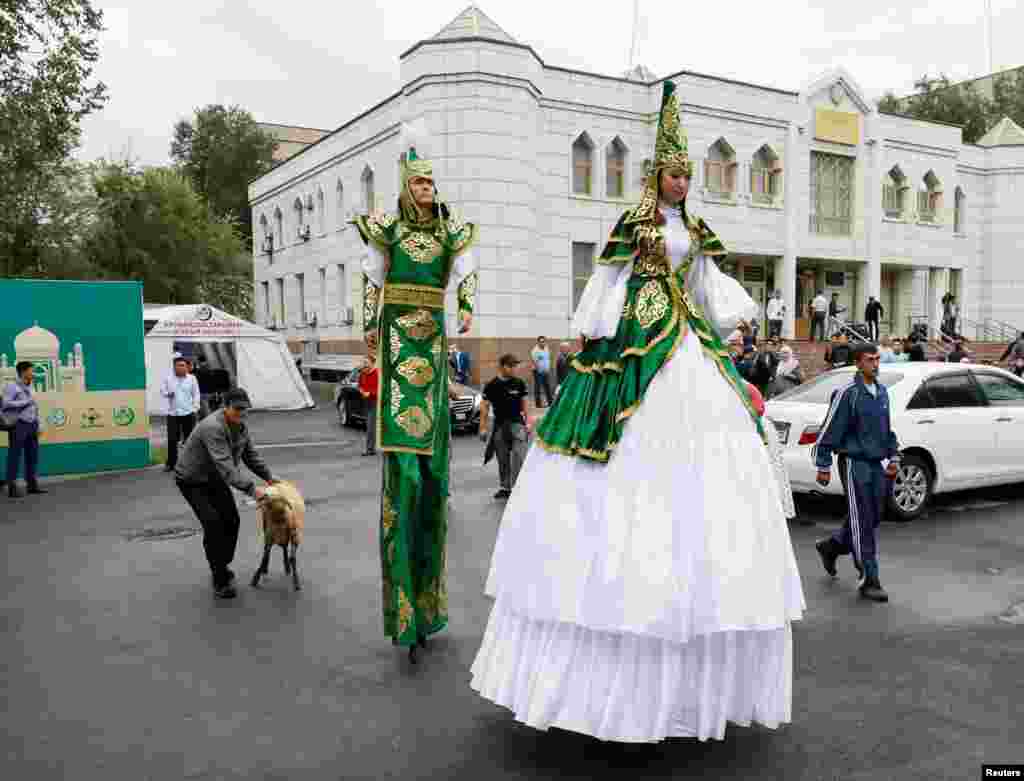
[812,343,900,602]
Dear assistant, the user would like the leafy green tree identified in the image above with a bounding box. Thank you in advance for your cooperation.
[0,0,107,276]
[85,163,252,317]
[990,69,1024,131]
[877,73,1010,144]
[170,105,278,245]
[877,75,992,143]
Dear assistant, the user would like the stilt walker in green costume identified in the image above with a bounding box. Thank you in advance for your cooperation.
[352,121,478,664]
[470,83,805,742]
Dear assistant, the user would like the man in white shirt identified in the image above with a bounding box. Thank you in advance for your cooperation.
[809,290,828,343]
[766,290,786,339]
[161,354,201,472]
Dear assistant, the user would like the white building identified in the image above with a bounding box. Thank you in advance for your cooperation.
[249,5,1024,378]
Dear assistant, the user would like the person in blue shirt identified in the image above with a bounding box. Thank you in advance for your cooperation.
[812,343,901,602]
[3,361,47,498]
[529,336,554,408]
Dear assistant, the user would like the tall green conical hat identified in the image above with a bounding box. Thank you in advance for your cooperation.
[627,81,694,225]
[651,80,691,174]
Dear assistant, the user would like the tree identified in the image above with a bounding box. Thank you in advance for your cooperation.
[170,105,278,245]
[85,163,252,317]
[0,0,108,276]
[990,69,1024,131]
[877,74,996,144]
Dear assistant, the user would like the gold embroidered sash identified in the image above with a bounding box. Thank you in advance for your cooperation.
[382,283,444,310]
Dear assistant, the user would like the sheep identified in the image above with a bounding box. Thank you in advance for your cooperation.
[251,480,305,591]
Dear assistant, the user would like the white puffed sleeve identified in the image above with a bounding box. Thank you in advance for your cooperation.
[448,248,477,289]
[571,260,634,339]
[685,254,759,339]
[361,243,388,288]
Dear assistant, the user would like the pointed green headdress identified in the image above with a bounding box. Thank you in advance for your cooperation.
[398,119,436,222]
[627,81,693,225]
[652,80,691,175]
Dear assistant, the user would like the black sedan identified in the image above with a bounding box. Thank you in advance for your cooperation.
[334,369,482,434]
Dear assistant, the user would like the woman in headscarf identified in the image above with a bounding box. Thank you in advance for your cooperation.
[470,82,805,743]
[769,343,803,398]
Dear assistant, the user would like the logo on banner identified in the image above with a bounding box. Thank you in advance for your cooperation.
[47,409,68,428]
[112,406,136,427]
[81,408,104,429]
[196,305,214,321]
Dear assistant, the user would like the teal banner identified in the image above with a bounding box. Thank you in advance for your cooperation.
[0,279,150,478]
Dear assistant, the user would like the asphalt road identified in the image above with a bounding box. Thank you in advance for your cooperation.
[3,407,1022,780]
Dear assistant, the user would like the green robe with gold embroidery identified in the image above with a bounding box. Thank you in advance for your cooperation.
[535,206,763,463]
[353,208,478,646]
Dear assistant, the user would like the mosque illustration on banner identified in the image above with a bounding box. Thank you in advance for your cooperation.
[1,323,144,443]
[0,323,86,392]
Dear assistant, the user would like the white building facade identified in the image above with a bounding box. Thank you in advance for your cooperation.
[249,7,1024,375]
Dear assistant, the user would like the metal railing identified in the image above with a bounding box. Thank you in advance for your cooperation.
[905,315,1022,344]
[826,316,871,344]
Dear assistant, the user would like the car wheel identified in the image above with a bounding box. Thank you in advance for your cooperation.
[888,453,932,522]
[337,398,350,428]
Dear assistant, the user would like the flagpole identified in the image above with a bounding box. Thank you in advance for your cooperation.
[984,0,993,74]
[628,0,640,72]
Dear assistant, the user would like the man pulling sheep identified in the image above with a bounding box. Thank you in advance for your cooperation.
[175,388,276,599]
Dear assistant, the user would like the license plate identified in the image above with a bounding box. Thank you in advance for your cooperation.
[773,421,790,444]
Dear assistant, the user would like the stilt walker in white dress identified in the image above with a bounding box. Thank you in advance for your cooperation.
[469,82,806,743]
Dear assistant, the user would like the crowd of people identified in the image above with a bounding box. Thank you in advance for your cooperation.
[721,300,988,403]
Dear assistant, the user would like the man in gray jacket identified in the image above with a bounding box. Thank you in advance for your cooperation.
[175,388,275,598]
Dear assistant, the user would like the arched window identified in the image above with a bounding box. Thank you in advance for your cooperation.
[274,207,283,249]
[606,137,627,198]
[361,165,375,212]
[572,133,594,195]
[883,166,907,218]
[293,196,304,239]
[704,138,736,197]
[336,179,345,228]
[750,145,781,204]
[918,171,942,223]
[954,186,966,233]
[316,187,325,234]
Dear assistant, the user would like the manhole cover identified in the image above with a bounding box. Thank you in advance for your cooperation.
[123,525,199,541]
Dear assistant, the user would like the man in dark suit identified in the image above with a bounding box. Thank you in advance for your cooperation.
[864,296,884,342]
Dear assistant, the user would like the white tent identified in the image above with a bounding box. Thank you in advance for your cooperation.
[144,304,314,412]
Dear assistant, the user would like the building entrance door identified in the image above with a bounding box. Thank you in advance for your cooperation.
[740,265,767,335]
[795,270,816,339]
[743,282,766,335]
[881,270,897,337]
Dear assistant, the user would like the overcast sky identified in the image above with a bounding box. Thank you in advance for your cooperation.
[78,0,1022,166]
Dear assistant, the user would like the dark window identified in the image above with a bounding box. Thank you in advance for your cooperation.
[974,372,1024,407]
[572,242,596,312]
[825,270,845,287]
[923,374,984,409]
[906,384,934,410]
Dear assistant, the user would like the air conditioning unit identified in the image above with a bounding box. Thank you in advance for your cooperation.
[341,306,354,325]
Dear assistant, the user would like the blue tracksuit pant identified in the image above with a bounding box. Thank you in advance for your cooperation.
[832,455,886,571]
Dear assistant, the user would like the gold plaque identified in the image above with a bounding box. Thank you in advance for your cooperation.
[814,108,860,146]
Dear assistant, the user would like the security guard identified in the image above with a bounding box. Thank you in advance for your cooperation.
[812,343,900,602]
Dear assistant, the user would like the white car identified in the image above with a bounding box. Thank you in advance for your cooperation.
[766,362,1024,521]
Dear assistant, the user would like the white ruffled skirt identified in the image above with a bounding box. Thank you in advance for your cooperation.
[470,330,806,742]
